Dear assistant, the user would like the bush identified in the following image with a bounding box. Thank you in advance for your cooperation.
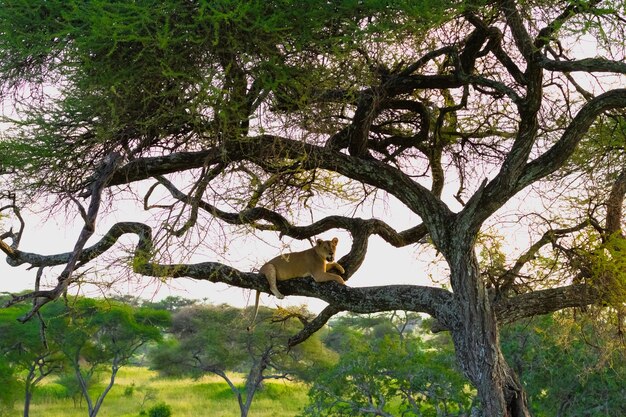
[35,383,68,400]
[148,402,172,417]
[123,383,135,397]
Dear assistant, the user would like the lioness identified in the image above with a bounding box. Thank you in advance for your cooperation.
[248,238,346,330]
[260,237,346,299]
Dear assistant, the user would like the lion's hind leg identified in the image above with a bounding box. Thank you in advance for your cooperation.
[260,263,285,299]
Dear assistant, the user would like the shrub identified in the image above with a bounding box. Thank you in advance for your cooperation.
[148,402,172,417]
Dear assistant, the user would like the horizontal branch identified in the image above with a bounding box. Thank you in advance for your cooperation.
[539,57,626,75]
[107,149,218,188]
[134,259,457,327]
[494,284,600,324]
[2,219,609,334]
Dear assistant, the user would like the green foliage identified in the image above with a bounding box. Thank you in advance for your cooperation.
[35,297,171,417]
[588,233,626,304]
[0,0,457,197]
[304,313,473,417]
[43,297,171,365]
[150,303,337,417]
[0,359,20,416]
[148,402,172,417]
[54,371,87,404]
[142,296,198,312]
[33,382,69,400]
[501,313,626,417]
[0,302,67,415]
[151,303,333,379]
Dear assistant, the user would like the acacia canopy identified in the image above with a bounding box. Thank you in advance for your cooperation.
[1,1,626,415]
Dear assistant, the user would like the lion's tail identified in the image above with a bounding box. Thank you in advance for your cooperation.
[247,290,261,332]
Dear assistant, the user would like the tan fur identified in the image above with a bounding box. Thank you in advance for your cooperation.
[248,238,345,330]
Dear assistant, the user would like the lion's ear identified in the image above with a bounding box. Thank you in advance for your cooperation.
[331,237,338,244]
[316,239,323,245]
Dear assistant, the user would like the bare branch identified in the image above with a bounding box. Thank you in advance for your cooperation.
[539,57,626,75]
[288,305,342,348]
[499,221,591,294]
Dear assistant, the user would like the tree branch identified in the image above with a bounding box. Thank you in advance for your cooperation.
[521,89,626,188]
[288,305,342,348]
[539,57,626,75]
[494,284,600,324]
[498,220,591,295]
[606,168,626,235]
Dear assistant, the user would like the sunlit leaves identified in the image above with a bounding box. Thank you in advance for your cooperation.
[304,313,473,417]
[501,313,626,416]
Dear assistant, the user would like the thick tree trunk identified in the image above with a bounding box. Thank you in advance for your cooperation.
[448,245,530,417]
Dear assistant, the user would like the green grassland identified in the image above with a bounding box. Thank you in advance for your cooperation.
[25,367,309,417]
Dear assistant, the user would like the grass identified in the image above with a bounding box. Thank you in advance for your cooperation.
[22,367,309,417]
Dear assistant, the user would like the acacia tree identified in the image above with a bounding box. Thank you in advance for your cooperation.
[0,303,65,417]
[1,1,625,415]
[45,297,170,417]
[151,304,335,417]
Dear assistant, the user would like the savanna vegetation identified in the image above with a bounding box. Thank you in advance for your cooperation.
[14,366,310,417]
[1,298,624,416]
[1,1,626,416]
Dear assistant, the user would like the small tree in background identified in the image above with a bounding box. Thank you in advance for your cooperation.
[151,304,336,417]
[45,297,170,417]
[0,303,65,417]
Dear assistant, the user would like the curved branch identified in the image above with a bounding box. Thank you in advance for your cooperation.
[464,13,525,85]
[520,89,626,187]
[288,305,342,348]
[2,222,153,268]
[109,135,450,241]
[155,175,429,279]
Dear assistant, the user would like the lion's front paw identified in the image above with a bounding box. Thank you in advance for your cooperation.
[329,263,345,274]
